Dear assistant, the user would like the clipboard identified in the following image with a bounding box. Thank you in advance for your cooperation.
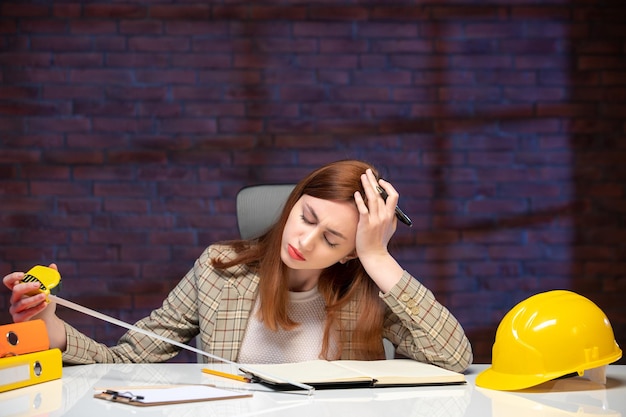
[93,385,252,406]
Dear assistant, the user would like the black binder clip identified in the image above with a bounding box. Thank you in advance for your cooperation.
[103,390,144,402]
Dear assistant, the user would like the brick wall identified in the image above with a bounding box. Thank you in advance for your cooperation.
[1,1,624,365]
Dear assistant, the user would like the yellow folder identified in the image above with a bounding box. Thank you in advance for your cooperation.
[0,348,62,393]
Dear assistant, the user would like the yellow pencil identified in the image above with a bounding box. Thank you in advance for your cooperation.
[202,368,251,383]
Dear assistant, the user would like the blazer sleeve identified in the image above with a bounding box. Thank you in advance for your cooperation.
[380,271,473,373]
[62,254,206,364]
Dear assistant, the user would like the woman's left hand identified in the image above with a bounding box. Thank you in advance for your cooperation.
[353,168,398,259]
[353,169,405,292]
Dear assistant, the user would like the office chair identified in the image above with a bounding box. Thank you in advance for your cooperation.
[236,184,295,239]
[197,183,395,361]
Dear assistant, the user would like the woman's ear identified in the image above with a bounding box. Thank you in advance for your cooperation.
[339,252,358,264]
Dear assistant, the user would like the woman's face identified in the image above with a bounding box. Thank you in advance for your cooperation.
[281,194,358,274]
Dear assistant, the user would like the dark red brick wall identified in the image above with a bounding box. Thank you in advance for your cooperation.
[1,1,625,365]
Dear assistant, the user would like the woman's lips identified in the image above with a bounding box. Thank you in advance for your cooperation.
[287,244,306,261]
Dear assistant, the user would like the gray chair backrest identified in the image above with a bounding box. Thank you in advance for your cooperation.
[236,184,296,239]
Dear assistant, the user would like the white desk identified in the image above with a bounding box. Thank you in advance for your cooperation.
[2,363,625,417]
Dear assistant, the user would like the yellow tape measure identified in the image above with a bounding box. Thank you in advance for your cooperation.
[20,265,62,300]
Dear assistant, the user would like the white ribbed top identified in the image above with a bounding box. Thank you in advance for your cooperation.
[238,287,335,364]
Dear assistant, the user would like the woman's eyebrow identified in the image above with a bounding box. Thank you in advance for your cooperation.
[305,203,347,240]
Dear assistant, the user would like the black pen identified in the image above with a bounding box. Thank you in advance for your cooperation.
[376,185,413,227]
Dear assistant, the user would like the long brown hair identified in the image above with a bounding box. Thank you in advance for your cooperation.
[212,159,386,360]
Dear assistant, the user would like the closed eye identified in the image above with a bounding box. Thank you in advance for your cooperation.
[300,214,314,225]
[300,215,339,248]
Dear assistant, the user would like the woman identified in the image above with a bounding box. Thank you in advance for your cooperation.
[4,160,472,372]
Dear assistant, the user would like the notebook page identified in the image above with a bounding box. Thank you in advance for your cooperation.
[332,359,465,384]
[240,360,372,384]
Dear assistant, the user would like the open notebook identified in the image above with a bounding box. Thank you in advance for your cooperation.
[240,359,466,390]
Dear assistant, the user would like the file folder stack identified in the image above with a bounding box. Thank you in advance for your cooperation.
[0,320,62,392]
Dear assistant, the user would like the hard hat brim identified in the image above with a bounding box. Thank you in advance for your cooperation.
[476,347,623,391]
[475,367,562,391]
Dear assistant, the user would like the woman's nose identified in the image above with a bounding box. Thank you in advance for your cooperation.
[299,229,316,251]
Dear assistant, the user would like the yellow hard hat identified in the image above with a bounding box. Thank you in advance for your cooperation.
[476,290,622,391]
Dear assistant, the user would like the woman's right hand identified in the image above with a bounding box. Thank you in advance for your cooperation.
[3,264,67,350]
[3,264,59,323]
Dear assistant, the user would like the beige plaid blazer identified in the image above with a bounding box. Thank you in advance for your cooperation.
[63,245,472,372]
